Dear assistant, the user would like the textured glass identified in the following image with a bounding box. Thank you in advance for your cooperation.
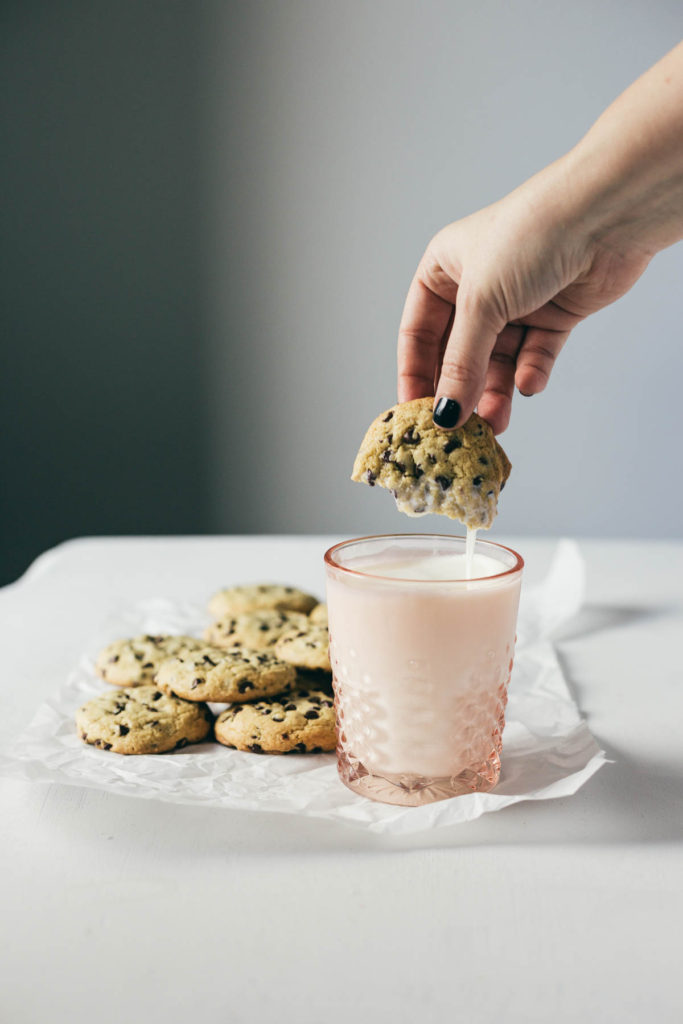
[325,535,523,806]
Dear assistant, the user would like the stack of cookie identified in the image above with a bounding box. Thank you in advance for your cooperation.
[75,584,335,757]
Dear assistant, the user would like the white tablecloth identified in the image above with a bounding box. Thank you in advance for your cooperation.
[1,536,682,1023]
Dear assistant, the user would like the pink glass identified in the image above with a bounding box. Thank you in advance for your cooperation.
[324,534,524,806]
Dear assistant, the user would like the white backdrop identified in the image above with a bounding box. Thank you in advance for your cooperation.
[202,0,683,540]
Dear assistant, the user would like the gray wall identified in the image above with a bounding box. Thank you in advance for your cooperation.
[3,1,683,584]
[1,1,209,584]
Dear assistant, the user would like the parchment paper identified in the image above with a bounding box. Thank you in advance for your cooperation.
[0,540,606,833]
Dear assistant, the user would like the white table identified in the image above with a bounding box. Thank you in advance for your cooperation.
[1,536,682,1024]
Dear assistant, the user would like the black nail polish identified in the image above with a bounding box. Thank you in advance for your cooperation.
[433,397,461,428]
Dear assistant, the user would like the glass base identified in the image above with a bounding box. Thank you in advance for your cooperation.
[337,746,501,806]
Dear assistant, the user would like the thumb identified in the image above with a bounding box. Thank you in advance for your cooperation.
[433,285,503,428]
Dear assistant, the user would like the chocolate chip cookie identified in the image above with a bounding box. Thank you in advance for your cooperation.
[76,685,213,755]
[156,643,296,702]
[309,603,328,627]
[207,584,318,620]
[351,397,511,529]
[274,625,331,673]
[214,688,336,754]
[203,609,309,650]
[95,635,206,687]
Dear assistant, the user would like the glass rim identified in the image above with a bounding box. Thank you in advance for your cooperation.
[324,532,524,584]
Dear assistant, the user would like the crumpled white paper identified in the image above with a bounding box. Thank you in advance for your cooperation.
[0,540,606,833]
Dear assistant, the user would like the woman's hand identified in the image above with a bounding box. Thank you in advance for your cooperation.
[398,41,683,433]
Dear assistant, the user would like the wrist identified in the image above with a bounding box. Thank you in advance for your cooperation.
[561,110,683,257]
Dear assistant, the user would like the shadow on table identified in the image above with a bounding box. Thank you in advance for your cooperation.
[553,600,675,645]
[19,739,683,858]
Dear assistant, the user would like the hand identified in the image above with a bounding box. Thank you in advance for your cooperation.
[397,154,653,433]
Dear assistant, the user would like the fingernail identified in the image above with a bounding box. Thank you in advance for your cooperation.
[433,397,461,428]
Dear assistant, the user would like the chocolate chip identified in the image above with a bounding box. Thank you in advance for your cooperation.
[294,742,306,753]
[231,705,244,714]
[364,470,376,487]
[436,475,452,490]
[487,490,494,497]
[203,655,217,666]
[113,703,126,714]
[304,709,319,719]
[260,708,272,715]
[320,700,333,707]
[151,691,162,700]
[119,724,130,736]
[402,427,420,445]
[256,654,269,664]
[414,466,424,478]
[394,462,406,475]
[103,742,112,750]
[191,678,204,689]
[134,653,143,661]
[472,476,483,486]
[283,703,296,711]
[142,662,154,669]
[258,623,270,631]
[414,505,426,514]
[272,715,285,722]
[147,635,165,643]
[284,587,294,593]
[175,738,189,750]
[248,743,264,753]
[382,410,394,422]
[427,453,437,464]
[237,680,254,693]
[381,449,393,463]
[281,731,289,739]
[443,437,462,453]
[108,655,119,663]
[310,746,323,754]
[479,456,489,465]
[386,433,393,444]
[500,479,506,491]
[81,731,88,740]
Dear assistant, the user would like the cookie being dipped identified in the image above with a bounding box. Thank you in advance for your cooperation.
[352,397,511,529]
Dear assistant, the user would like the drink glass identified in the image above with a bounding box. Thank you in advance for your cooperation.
[324,534,524,806]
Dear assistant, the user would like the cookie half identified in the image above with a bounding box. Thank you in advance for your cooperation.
[156,644,296,702]
[215,688,336,754]
[95,635,206,687]
[203,609,310,650]
[76,685,213,755]
[208,584,318,620]
[274,625,331,673]
[351,397,511,529]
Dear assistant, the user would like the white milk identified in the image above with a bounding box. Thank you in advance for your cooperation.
[327,541,522,778]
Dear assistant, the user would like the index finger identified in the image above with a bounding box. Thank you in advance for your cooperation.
[397,276,455,403]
